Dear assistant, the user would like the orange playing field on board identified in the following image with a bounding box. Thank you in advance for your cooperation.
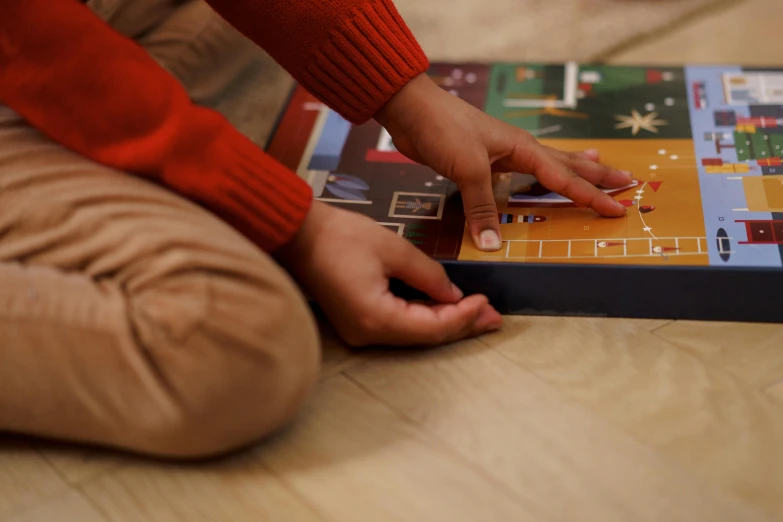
[457,139,709,265]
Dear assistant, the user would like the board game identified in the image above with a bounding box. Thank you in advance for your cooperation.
[266,62,783,322]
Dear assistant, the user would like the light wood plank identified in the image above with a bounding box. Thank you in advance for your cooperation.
[346,336,773,522]
[654,321,783,387]
[4,491,105,522]
[82,453,323,522]
[39,448,123,486]
[480,316,783,519]
[0,440,69,520]
[610,0,782,65]
[395,0,724,63]
[624,319,672,332]
[255,376,533,522]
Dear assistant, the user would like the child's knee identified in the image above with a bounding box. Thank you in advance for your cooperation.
[124,258,321,459]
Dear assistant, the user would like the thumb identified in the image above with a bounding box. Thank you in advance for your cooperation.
[459,166,502,252]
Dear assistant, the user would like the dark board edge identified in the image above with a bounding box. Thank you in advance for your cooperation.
[392,261,783,323]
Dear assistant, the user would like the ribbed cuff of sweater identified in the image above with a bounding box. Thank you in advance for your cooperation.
[298,0,430,124]
[165,115,314,252]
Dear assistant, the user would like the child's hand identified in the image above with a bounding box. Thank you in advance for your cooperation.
[276,201,502,347]
[375,74,633,251]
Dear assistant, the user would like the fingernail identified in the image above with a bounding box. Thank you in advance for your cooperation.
[620,170,634,180]
[487,321,503,332]
[477,307,503,332]
[484,317,503,332]
[584,148,599,157]
[451,283,464,300]
[478,229,502,251]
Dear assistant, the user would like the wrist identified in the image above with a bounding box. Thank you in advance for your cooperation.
[374,73,439,136]
[274,200,329,269]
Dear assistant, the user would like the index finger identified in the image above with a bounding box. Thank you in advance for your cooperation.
[509,140,627,217]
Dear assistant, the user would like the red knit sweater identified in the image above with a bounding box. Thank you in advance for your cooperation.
[0,0,429,251]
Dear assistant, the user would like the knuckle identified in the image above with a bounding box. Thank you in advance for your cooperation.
[586,190,604,210]
[510,141,536,168]
[514,127,534,142]
[556,171,592,203]
[549,169,579,194]
[468,202,499,222]
[431,322,465,346]
[595,170,613,186]
[445,148,478,182]
[580,186,602,209]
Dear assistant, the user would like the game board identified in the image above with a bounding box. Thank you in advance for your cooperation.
[266,62,783,322]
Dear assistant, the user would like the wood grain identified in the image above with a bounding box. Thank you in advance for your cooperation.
[5,492,105,522]
[81,453,322,522]
[653,321,783,388]
[610,0,779,66]
[626,319,673,332]
[345,335,773,522]
[255,376,533,522]
[394,0,728,62]
[0,440,68,521]
[480,317,783,519]
[38,448,123,486]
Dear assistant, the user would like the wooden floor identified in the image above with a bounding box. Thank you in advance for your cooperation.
[3,0,783,520]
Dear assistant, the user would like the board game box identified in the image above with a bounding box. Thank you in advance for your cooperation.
[265,62,783,323]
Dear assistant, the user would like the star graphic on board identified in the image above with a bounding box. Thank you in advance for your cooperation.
[614,110,668,136]
[634,195,642,200]
[643,226,652,232]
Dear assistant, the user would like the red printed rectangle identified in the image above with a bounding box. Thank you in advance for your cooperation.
[365,150,418,165]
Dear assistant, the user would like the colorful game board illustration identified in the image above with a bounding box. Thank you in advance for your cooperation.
[266,63,783,268]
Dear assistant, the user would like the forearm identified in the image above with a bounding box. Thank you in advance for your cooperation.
[205,0,430,124]
[0,0,312,251]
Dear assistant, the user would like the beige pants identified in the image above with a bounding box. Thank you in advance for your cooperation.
[0,0,320,459]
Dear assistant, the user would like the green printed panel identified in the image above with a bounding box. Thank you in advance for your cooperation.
[485,63,691,139]
[583,66,647,94]
[751,133,771,159]
[735,132,751,161]
[485,63,546,131]
[770,134,783,158]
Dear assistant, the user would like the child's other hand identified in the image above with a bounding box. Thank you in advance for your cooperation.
[276,201,502,347]
[375,74,633,252]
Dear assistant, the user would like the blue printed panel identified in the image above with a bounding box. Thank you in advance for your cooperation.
[309,111,352,171]
[684,65,783,268]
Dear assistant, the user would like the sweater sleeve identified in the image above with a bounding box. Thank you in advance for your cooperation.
[0,0,312,252]
[204,0,430,124]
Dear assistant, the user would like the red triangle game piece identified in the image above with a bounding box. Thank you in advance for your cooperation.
[646,69,663,84]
